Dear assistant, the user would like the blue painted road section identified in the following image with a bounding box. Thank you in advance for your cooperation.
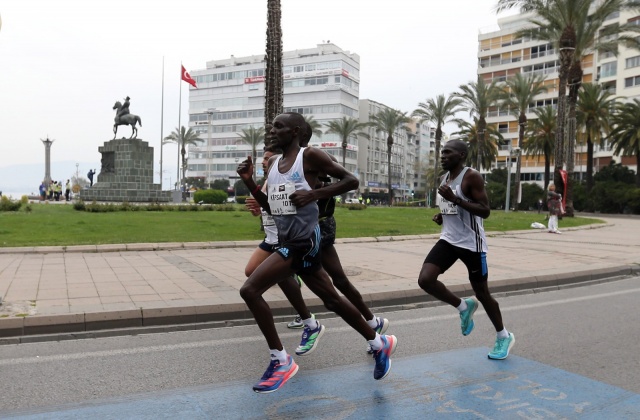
[4,348,640,419]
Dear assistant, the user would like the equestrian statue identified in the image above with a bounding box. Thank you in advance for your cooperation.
[112,96,142,139]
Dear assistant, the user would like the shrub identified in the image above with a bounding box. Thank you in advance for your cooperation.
[517,183,545,211]
[193,189,227,204]
[73,200,86,211]
[0,196,21,211]
[235,196,248,205]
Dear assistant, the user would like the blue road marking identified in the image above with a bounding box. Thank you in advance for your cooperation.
[4,348,639,419]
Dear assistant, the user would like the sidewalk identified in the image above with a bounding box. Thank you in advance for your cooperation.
[0,216,638,342]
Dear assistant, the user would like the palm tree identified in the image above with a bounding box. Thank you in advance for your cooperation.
[576,83,614,192]
[369,108,411,205]
[237,126,266,179]
[324,117,370,169]
[608,99,640,187]
[498,73,548,209]
[412,94,462,207]
[163,126,204,201]
[302,114,323,139]
[524,106,557,190]
[496,0,639,215]
[452,119,502,171]
[264,0,283,143]
[455,77,501,171]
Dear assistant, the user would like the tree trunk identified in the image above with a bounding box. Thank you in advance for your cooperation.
[477,117,487,171]
[554,30,576,214]
[564,62,582,217]
[433,125,442,208]
[342,137,348,203]
[181,146,187,202]
[387,135,393,206]
[637,151,640,187]
[544,150,551,191]
[586,135,594,192]
[513,113,526,211]
[264,0,283,142]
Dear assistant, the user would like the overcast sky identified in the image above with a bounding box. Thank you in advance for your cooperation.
[0,0,513,192]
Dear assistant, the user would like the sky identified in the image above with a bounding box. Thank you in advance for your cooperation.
[0,0,513,194]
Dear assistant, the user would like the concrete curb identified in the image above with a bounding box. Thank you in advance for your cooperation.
[1,263,637,344]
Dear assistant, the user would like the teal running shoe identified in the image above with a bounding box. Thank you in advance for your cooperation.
[460,297,478,336]
[488,332,515,360]
[295,322,325,356]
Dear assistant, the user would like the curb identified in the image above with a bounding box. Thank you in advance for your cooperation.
[0,264,637,345]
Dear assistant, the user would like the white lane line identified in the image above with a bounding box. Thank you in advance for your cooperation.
[1,286,638,366]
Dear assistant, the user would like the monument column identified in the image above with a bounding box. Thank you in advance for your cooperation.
[40,137,55,185]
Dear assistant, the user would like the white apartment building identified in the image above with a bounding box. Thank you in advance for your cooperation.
[186,43,361,184]
[357,99,417,203]
[478,9,640,184]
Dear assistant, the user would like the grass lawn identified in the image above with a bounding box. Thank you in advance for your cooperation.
[0,202,603,247]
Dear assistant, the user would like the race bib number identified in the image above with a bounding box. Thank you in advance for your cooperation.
[439,198,458,215]
[268,182,297,215]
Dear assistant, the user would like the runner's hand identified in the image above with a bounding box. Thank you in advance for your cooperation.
[433,213,443,225]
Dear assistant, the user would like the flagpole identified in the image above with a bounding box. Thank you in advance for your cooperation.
[160,56,165,189]
[177,61,182,195]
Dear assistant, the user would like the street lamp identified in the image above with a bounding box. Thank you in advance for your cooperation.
[206,108,217,187]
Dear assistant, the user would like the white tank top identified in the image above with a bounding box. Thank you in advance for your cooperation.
[267,148,318,244]
[438,167,488,253]
[260,184,278,245]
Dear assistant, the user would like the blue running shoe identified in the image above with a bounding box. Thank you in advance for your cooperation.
[488,332,515,360]
[252,355,299,394]
[460,297,478,336]
[295,322,325,356]
[373,335,397,380]
[366,317,390,354]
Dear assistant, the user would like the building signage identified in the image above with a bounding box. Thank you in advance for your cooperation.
[244,76,265,84]
[319,142,358,151]
[367,181,380,187]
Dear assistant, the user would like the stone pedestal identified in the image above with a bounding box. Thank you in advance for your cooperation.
[80,139,171,202]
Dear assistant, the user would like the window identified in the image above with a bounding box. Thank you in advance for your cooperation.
[624,75,640,88]
[626,56,640,69]
[600,61,617,78]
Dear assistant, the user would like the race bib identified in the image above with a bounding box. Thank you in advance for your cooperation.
[268,182,297,215]
[439,197,458,215]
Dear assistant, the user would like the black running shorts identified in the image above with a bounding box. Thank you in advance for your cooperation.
[424,239,488,282]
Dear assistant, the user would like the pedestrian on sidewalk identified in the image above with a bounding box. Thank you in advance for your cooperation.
[236,112,396,394]
[417,139,515,360]
[547,184,562,234]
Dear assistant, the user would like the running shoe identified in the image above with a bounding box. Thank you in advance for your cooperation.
[460,297,479,336]
[366,317,390,354]
[252,355,299,394]
[373,335,397,380]
[488,332,515,360]
[295,322,325,356]
[287,312,315,329]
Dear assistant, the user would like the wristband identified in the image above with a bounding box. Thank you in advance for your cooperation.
[252,185,261,195]
[454,197,462,205]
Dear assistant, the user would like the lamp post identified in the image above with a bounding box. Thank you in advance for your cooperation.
[206,108,216,188]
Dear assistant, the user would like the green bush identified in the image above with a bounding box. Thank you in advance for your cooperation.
[517,183,545,211]
[486,182,506,210]
[235,196,248,205]
[340,203,366,211]
[73,200,86,211]
[193,189,227,204]
[0,196,21,211]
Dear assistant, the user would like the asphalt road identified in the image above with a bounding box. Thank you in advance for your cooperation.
[0,276,638,416]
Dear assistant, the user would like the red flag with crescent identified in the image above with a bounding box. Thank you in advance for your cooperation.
[181,65,197,88]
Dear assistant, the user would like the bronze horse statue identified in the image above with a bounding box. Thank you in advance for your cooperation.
[112,101,142,139]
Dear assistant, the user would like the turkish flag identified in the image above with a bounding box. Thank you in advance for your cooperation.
[181,65,197,88]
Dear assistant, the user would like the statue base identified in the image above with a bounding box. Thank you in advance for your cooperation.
[79,138,171,203]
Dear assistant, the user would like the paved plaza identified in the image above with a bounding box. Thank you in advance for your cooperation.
[0,216,638,341]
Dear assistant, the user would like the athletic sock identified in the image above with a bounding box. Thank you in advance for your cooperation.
[270,348,288,365]
[368,333,383,351]
[302,317,318,330]
[456,298,468,312]
[366,316,378,329]
[497,328,510,339]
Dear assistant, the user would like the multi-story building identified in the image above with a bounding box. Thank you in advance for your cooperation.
[407,117,436,201]
[357,99,417,203]
[186,43,361,187]
[478,9,640,185]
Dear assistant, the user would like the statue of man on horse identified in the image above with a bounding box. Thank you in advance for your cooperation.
[113,96,142,139]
